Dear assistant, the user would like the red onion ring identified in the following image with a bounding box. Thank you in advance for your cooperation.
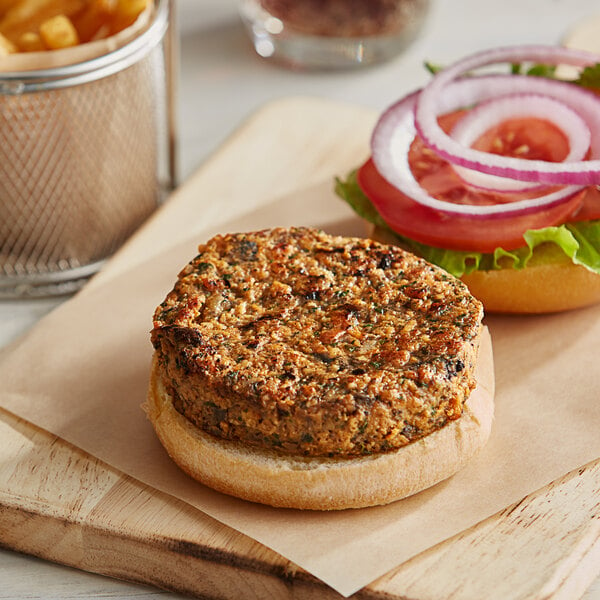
[371,76,585,218]
[414,45,600,185]
[450,93,591,192]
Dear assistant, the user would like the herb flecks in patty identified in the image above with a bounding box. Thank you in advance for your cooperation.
[151,227,483,458]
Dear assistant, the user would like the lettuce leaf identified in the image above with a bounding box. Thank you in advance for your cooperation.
[335,171,600,278]
[571,63,600,90]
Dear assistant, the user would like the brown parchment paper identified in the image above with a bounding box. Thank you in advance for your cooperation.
[1,99,600,597]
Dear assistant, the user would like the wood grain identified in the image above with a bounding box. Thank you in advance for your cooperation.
[2,402,600,599]
[1,98,600,599]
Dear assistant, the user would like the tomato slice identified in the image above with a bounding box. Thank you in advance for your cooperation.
[358,111,599,252]
[571,185,600,222]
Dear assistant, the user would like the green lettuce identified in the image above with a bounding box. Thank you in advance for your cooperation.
[335,171,600,278]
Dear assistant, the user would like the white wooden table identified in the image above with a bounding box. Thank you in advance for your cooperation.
[2,0,600,597]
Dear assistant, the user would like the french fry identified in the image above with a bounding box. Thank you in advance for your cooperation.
[19,28,44,50]
[0,30,16,54]
[0,0,85,43]
[0,0,21,18]
[0,0,148,54]
[16,29,43,49]
[109,0,147,34]
[70,0,113,42]
[39,13,79,48]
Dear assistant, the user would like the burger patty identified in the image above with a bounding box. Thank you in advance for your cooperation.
[151,227,484,458]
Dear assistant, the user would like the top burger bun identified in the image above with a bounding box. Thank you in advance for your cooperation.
[371,224,600,314]
[148,227,494,510]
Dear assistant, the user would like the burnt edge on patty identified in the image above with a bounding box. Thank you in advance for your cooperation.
[151,227,483,458]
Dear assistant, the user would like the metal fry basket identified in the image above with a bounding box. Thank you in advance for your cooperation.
[0,0,176,297]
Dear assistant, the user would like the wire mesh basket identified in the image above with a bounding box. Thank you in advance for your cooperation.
[0,0,176,297]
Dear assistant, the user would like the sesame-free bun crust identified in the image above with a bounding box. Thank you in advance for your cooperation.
[145,328,494,511]
[370,225,600,314]
[461,258,600,314]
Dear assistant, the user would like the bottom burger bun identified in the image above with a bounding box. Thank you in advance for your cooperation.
[370,225,600,314]
[145,328,494,511]
[462,258,600,314]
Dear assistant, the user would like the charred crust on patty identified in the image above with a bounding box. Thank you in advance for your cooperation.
[151,227,484,458]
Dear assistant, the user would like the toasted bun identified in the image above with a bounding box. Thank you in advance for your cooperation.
[461,260,600,314]
[370,225,600,314]
[144,328,494,511]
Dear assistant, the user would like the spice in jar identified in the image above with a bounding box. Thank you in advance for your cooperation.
[258,0,429,38]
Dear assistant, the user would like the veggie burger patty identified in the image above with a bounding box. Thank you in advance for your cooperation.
[151,227,484,458]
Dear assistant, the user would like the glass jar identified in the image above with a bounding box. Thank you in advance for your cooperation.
[239,0,431,69]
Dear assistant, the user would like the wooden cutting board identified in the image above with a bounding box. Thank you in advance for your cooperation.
[1,97,600,600]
